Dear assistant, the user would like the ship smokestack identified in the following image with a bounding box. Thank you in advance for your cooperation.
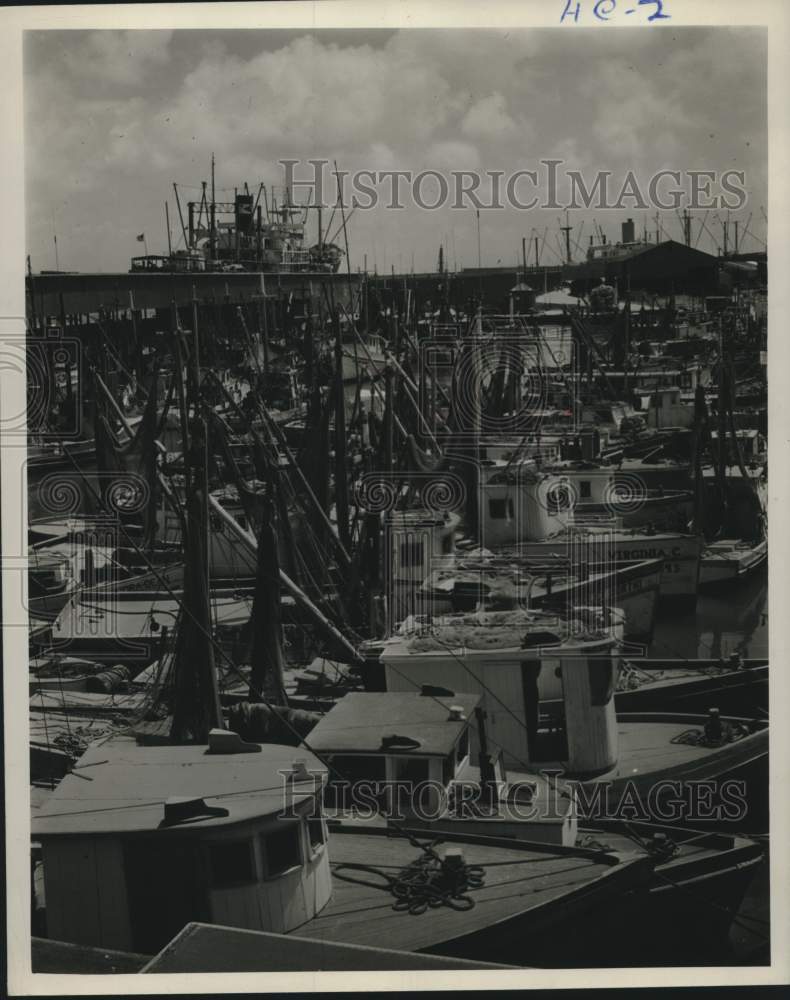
[621,218,635,244]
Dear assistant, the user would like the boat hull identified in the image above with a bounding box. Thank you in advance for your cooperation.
[699,540,767,591]
[575,715,769,833]
[613,663,768,716]
[517,532,701,609]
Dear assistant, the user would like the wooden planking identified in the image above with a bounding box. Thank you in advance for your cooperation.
[298,831,627,955]
[563,661,617,774]
[93,838,133,950]
[43,839,102,946]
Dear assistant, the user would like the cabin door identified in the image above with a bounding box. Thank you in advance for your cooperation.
[124,838,209,955]
[521,660,569,763]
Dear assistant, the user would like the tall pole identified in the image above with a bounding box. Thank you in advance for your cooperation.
[249,491,288,705]
[173,183,189,250]
[384,361,394,474]
[560,211,572,264]
[165,201,173,256]
[476,209,482,269]
[210,153,216,265]
[521,237,527,281]
[332,301,351,554]
[717,319,727,495]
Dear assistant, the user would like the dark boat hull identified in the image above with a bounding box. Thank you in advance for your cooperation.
[576,714,769,833]
[613,664,768,716]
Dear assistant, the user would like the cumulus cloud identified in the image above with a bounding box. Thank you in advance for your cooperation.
[24,26,767,273]
[60,30,174,87]
[461,93,520,141]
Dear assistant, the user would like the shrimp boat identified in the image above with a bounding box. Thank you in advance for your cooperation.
[699,537,767,590]
[418,554,663,643]
[51,569,254,665]
[306,690,765,965]
[538,459,693,532]
[511,527,702,610]
[31,730,657,969]
[698,482,767,590]
[378,611,769,831]
[474,458,702,609]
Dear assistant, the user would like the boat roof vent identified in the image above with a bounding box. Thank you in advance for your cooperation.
[160,796,230,827]
[206,728,261,755]
[289,758,313,782]
[447,705,466,722]
[420,684,455,697]
[381,734,422,751]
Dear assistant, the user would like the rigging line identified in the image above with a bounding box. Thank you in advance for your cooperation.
[64,384,556,837]
[206,368,353,574]
[92,319,137,384]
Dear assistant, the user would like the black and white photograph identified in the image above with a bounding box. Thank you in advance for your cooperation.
[2,0,789,992]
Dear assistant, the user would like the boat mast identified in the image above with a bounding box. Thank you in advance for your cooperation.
[210,153,216,266]
[170,296,223,741]
[165,201,172,257]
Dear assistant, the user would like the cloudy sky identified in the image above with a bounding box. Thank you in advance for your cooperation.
[24,26,766,274]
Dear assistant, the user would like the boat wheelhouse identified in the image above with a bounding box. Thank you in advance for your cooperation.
[33,734,331,956]
[308,690,578,846]
[379,618,768,829]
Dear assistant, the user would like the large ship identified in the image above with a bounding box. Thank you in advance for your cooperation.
[130,157,344,275]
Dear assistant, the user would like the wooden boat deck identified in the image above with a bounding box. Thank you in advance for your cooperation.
[611,716,766,778]
[296,827,649,956]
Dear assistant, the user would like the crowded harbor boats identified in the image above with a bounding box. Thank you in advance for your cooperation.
[25,198,769,973]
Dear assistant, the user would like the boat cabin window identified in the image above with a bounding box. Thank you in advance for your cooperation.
[324,753,386,809]
[545,483,573,514]
[399,540,425,568]
[307,816,326,852]
[580,480,592,499]
[208,839,256,888]
[261,823,302,879]
[489,497,514,520]
[327,754,387,784]
[392,756,430,785]
[588,658,616,706]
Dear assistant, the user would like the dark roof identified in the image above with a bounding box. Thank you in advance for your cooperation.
[307,692,480,757]
[615,239,719,266]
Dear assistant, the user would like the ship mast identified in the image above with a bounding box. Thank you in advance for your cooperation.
[210,153,216,265]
